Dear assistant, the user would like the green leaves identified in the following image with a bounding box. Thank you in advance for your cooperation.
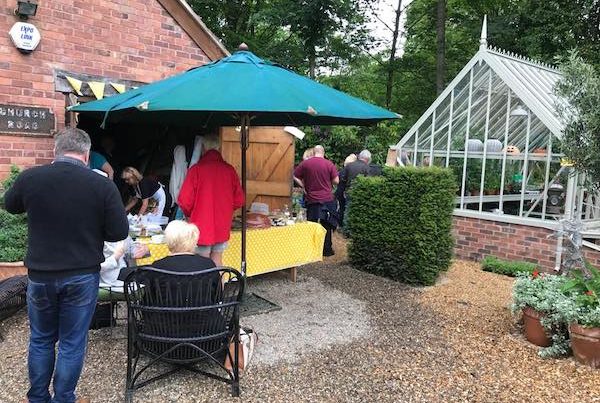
[0,209,28,263]
[189,0,375,75]
[0,165,27,262]
[481,256,537,277]
[512,265,600,358]
[555,53,600,189]
[347,166,456,285]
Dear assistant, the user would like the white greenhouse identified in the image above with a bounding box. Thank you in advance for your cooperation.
[392,18,600,269]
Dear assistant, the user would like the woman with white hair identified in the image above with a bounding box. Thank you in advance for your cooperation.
[152,220,216,273]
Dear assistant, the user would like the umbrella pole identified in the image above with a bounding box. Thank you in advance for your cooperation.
[240,114,250,276]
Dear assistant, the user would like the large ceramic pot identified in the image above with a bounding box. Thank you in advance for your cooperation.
[467,139,484,152]
[522,306,551,347]
[569,323,600,368]
[0,261,27,280]
[485,139,503,153]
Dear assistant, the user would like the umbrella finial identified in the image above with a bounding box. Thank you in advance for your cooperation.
[238,43,249,51]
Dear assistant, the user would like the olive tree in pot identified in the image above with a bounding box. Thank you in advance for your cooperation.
[0,166,28,279]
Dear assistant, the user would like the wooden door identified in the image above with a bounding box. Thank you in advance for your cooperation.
[220,126,294,211]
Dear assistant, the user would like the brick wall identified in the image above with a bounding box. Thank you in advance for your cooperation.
[453,215,600,271]
[0,0,214,179]
[0,136,55,178]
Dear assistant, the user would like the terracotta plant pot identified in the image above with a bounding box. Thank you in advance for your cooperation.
[0,261,27,280]
[522,306,551,347]
[569,323,600,368]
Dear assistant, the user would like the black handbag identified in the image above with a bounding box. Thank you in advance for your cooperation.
[319,201,339,229]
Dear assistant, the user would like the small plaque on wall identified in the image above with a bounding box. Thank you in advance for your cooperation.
[0,104,55,135]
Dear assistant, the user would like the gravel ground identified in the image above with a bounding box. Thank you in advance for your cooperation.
[0,233,599,402]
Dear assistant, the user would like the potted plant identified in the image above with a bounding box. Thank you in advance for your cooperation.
[557,267,600,368]
[466,160,482,196]
[512,271,571,357]
[484,175,501,195]
[0,166,28,279]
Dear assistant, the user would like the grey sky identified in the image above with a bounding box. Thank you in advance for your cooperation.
[366,0,412,54]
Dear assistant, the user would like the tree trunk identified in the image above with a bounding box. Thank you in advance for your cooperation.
[435,0,446,95]
[308,45,316,79]
[385,0,403,109]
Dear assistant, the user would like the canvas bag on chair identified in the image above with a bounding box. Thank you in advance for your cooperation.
[225,327,257,374]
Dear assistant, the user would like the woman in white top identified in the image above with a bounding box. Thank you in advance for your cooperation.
[100,240,128,288]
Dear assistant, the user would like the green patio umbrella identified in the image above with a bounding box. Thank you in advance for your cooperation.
[71,46,400,275]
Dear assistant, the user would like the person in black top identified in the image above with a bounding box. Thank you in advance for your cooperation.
[153,220,216,273]
[335,153,357,228]
[338,149,375,231]
[138,221,222,348]
[122,166,168,217]
[4,127,129,403]
[151,220,220,304]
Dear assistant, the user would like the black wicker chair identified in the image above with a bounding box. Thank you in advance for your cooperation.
[0,275,27,321]
[0,275,27,340]
[124,266,244,401]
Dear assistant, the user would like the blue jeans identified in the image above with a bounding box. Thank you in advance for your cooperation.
[27,273,100,403]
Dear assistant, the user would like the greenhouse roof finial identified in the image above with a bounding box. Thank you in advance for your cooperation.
[480,15,488,50]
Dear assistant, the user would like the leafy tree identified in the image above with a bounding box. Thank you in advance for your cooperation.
[398,0,600,127]
[297,120,411,167]
[493,0,600,69]
[190,0,376,75]
[555,52,600,188]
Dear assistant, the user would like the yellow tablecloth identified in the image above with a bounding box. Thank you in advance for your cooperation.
[136,222,326,277]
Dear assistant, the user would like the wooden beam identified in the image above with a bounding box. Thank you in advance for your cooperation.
[221,128,291,144]
[156,0,229,61]
[246,180,291,197]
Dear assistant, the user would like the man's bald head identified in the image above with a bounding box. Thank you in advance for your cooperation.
[314,145,325,157]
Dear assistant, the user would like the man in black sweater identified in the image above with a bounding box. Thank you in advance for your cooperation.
[4,128,128,403]
[338,149,375,231]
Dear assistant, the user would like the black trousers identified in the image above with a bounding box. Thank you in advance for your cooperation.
[306,202,334,254]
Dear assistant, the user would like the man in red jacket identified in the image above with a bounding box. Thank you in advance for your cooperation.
[178,132,244,265]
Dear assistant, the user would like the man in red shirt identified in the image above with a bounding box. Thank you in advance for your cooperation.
[178,132,244,265]
[293,145,339,256]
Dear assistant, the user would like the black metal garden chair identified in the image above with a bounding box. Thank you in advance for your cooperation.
[123,266,245,402]
[0,275,27,340]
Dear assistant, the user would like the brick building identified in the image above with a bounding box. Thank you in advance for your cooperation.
[0,0,227,179]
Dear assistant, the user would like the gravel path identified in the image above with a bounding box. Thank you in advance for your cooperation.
[0,234,598,402]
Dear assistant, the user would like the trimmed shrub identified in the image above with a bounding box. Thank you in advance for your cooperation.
[0,165,20,208]
[481,256,536,277]
[0,165,28,262]
[0,209,28,262]
[347,166,456,285]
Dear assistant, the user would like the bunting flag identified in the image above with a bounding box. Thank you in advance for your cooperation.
[110,82,126,94]
[66,76,83,96]
[88,81,105,100]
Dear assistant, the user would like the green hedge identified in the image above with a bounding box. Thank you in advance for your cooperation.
[0,166,28,262]
[481,255,536,277]
[347,166,456,285]
[0,209,28,262]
